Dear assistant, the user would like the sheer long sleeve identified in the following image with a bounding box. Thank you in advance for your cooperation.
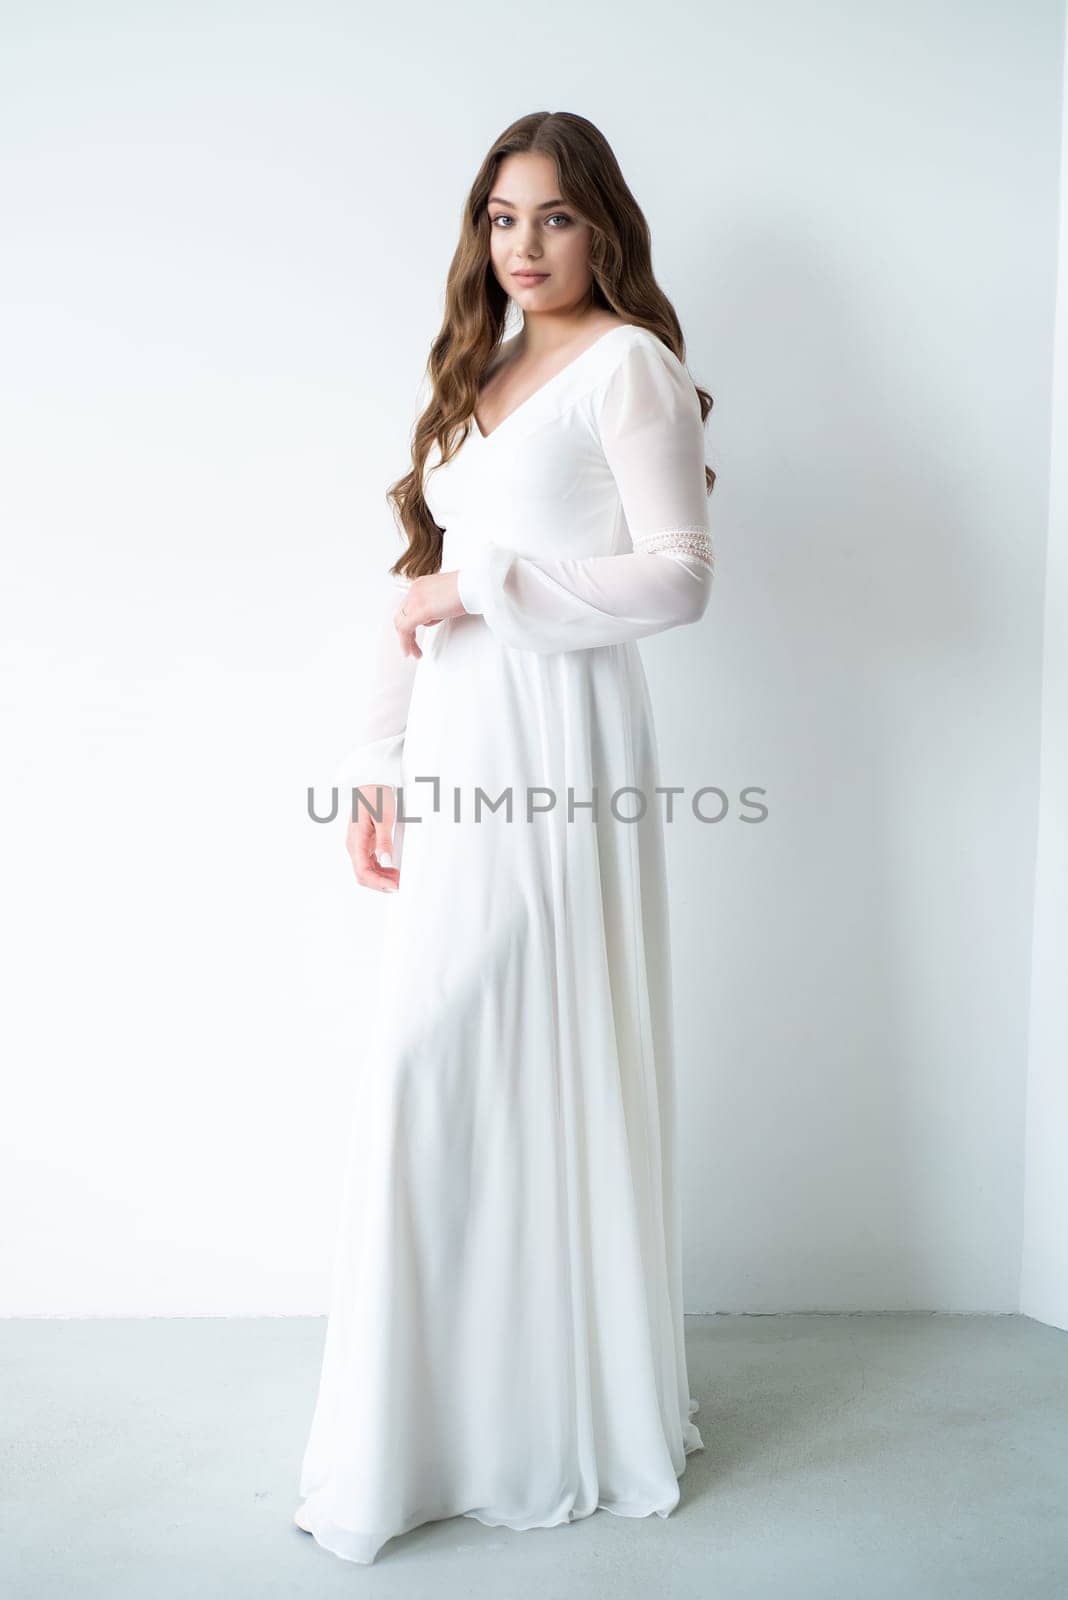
[455,335,715,654]
[332,575,418,793]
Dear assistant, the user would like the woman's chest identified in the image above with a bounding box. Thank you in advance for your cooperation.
[423,404,617,554]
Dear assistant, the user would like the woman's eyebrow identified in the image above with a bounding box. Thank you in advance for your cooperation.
[486,196,566,208]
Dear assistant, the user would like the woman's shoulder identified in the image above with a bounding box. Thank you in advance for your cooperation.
[588,322,696,418]
[594,320,689,381]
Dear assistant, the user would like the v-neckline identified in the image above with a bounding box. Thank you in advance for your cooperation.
[472,323,639,442]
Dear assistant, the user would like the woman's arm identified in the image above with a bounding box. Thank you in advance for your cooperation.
[332,575,419,794]
[454,335,715,654]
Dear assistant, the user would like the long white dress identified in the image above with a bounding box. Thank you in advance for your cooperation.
[297,322,715,1565]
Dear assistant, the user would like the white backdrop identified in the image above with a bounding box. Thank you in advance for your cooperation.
[1022,5,1068,1331]
[1,0,1064,1319]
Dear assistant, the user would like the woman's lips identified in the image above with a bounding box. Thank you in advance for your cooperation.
[513,272,549,283]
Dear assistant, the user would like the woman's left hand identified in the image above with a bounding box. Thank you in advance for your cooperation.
[394,570,466,658]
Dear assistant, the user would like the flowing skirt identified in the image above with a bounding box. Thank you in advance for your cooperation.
[296,611,703,1564]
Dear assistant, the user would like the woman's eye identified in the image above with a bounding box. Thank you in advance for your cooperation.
[489,213,573,228]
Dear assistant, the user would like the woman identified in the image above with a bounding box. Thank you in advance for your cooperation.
[296,109,716,1566]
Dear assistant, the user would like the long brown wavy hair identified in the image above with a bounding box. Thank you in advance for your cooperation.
[386,110,715,581]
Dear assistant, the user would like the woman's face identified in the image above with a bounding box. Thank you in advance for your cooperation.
[486,151,594,316]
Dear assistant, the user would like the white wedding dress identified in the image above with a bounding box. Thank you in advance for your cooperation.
[296,322,715,1565]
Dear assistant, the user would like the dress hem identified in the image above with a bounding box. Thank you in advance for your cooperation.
[296,1411,705,1566]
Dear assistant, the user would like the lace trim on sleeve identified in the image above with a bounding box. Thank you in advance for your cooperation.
[632,525,715,570]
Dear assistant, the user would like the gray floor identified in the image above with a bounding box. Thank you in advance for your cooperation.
[2,1313,1066,1598]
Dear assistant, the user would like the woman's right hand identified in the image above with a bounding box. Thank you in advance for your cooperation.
[345,785,400,893]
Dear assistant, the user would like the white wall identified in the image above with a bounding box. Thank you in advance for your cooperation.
[0,1,1063,1315]
[1021,14,1068,1333]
